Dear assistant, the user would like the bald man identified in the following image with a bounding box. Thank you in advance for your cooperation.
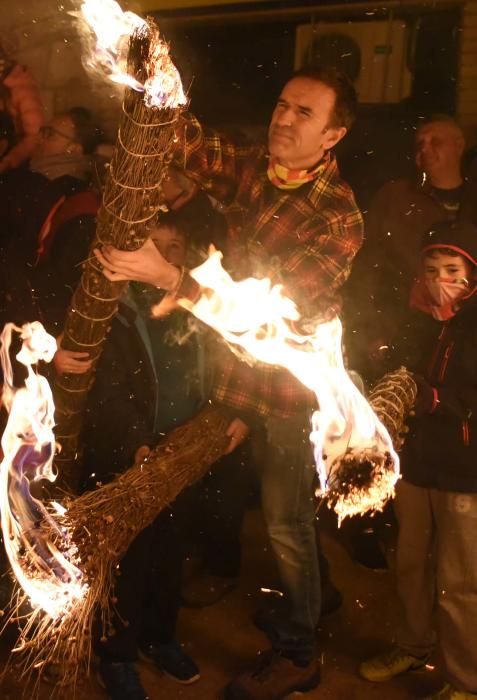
[344,116,477,380]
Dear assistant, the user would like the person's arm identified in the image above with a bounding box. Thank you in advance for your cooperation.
[0,68,44,171]
[279,204,364,310]
[413,375,477,420]
[173,113,261,207]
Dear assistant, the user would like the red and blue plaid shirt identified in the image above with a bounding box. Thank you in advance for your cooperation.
[175,114,364,419]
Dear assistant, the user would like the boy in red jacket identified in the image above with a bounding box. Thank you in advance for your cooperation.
[360,220,477,700]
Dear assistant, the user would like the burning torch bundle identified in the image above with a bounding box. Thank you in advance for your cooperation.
[0,0,422,689]
[53,5,186,487]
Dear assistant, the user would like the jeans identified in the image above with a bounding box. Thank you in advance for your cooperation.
[260,412,321,664]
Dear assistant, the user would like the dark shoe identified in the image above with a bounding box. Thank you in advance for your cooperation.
[181,573,237,608]
[98,662,148,700]
[139,640,200,684]
[223,649,320,699]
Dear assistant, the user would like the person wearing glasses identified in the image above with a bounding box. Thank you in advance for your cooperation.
[0,107,101,336]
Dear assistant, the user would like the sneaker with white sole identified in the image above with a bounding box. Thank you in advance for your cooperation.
[359,646,430,682]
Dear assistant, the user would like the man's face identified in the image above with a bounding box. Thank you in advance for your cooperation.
[34,115,81,158]
[268,77,347,170]
[415,122,465,182]
[149,225,186,267]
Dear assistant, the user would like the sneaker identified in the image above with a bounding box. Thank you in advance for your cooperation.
[181,572,237,608]
[223,649,320,699]
[424,684,477,700]
[139,640,200,684]
[359,646,430,682]
[98,662,148,700]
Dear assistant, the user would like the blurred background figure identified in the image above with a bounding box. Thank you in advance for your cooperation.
[0,41,44,173]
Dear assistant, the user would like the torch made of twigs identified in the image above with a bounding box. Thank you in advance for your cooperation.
[11,370,417,680]
[13,404,230,682]
[325,367,417,521]
[53,21,183,488]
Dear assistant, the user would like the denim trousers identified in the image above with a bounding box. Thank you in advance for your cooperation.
[260,411,321,664]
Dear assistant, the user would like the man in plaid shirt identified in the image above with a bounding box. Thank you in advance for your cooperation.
[97,65,363,699]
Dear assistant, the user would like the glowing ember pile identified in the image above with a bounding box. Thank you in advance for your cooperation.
[183,250,401,522]
[0,323,86,665]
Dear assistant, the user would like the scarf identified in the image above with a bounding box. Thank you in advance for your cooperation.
[267,155,326,190]
[410,276,477,321]
[29,152,93,182]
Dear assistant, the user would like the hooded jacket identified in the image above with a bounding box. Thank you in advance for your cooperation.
[391,228,477,493]
[81,295,209,489]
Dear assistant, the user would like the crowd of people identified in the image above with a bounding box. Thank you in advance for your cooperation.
[0,39,476,700]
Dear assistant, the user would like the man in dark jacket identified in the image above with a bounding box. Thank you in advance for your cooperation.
[359,221,477,700]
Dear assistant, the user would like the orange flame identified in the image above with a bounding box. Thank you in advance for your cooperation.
[80,0,186,109]
[0,323,86,620]
[182,250,399,521]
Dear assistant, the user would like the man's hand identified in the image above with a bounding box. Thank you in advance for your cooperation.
[134,445,151,463]
[54,347,93,375]
[223,417,250,455]
[94,238,180,290]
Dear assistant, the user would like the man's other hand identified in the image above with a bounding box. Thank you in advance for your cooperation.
[224,417,250,455]
[134,445,151,463]
[94,238,180,290]
[54,348,93,375]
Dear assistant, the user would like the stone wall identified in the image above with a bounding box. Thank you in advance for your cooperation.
[0,0,121,141]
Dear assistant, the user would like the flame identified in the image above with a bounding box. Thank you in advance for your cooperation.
[183,250,399,522]
[0,323,86,621]
[80,0,186,109]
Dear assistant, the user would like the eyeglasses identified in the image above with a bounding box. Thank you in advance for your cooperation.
[39,124,76,142]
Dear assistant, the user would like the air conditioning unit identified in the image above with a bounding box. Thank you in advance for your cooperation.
[295,21,412,104]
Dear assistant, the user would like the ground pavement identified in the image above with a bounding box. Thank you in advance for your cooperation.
[0,507,442,699]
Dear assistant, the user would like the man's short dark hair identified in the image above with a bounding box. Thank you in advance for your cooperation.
[67,107,101,154]
[290,65,358,130]
[416,113,464,139]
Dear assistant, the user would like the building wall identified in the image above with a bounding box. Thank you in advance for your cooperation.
[1,1,476,142]
[0,0,121,141]
[458,0,477,138]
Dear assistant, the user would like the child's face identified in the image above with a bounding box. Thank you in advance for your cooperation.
[149,225,186,267]
[423,251,472,283]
